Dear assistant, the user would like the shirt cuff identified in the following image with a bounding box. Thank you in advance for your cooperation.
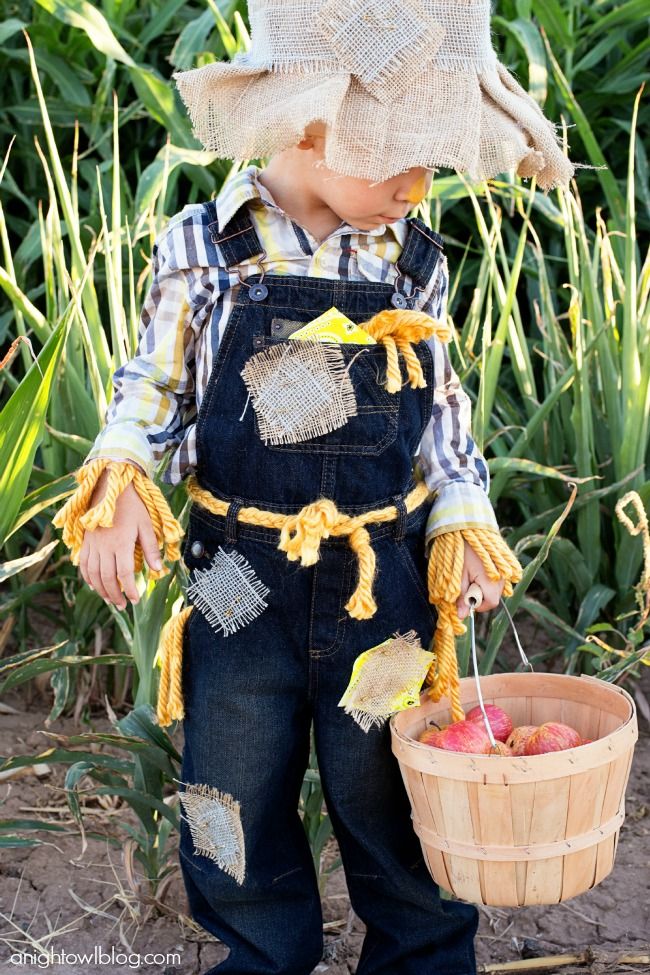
[425,481,499,546]
[85,425,155,480]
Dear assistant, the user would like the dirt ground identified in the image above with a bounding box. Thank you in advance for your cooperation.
[0,675,648,975]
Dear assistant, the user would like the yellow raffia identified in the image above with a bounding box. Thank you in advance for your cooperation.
[156,605,194,727]
[360,309,452,393]
[187,475,430,622]
[52,458,183,580]
[426,527,523,723]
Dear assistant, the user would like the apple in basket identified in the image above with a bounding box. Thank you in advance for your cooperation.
[419,720,494,754]
[506,725,539,756]
[524,722,582,755]
[465,704,513,742]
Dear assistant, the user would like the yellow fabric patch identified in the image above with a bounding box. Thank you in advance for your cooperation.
[289,306,376,344]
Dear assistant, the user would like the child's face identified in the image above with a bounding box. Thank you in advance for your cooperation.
[298,124,434,230]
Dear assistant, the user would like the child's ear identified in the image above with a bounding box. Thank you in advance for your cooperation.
[296,135,315,151]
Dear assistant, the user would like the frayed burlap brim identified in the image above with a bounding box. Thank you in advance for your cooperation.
[174,61,575,191]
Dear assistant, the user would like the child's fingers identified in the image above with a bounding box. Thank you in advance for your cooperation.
[473,578,504,613]
[116,550,139,605]
[79,541,90,589]
[100,551,127,610]
[138,517,163,572]
[86,548,108,601]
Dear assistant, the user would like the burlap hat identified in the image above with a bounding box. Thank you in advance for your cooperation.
[174,0,575,191]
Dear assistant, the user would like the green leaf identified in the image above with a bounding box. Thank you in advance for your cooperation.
[0,18,27,44]
[0,818,68,833]
[487,457,597,483]
[0,540,58,582]
[135,144,219,220]
[34,0,136,66]
[480,484,579,674]
[6,473,77,541]
[0,313,70,549]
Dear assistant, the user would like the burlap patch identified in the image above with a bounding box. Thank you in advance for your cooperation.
[241,341,357,445]
[319,0,444,101]
[179,782,245,885]
[187,547,269,637]
[338,630,434,732]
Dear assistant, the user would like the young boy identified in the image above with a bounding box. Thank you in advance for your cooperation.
[54,2,573,971]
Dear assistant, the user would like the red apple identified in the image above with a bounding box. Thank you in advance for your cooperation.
[524,722,582,755]
[506,725,538,756]
[418,727,444,746]
[418,719,491,754]
[466,704,514,742]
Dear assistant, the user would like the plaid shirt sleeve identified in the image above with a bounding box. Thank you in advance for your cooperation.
[415,252,499,545]
[85,224,201,480]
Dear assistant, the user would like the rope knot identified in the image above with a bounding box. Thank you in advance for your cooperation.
[359,309,452,393]
[278,499,339,566]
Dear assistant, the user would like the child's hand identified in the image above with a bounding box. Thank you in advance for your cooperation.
[79,469,163,610]
[456,540,504,621]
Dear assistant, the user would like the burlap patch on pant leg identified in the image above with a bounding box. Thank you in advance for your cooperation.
[179,782,246,885]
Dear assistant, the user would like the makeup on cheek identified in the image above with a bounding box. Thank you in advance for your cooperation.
[405,173,428,205]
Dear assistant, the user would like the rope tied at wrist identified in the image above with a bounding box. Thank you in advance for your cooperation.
[52,458,183,580]
[426,527,523,723]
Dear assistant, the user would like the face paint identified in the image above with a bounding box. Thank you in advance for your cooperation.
[405,173,428,205]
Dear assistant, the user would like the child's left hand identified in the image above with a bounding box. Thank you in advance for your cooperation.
[456,540,504,621]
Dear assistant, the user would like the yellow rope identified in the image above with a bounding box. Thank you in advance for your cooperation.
[52,458,183,581]
[426,527,523,723]
[186,475,431,621]
[615,490,650,627]
[359,309,452,393]
[156,605,193,727]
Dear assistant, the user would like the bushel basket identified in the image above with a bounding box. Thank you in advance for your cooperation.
[390,670,637,907]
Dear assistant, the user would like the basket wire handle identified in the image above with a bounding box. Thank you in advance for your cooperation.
[464,583,532,751]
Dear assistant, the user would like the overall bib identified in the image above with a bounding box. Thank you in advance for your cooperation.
[178,202,479,975]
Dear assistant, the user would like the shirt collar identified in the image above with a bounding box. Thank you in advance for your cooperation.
[216,163,406,244]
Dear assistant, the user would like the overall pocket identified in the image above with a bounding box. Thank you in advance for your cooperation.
[243,334,401,455]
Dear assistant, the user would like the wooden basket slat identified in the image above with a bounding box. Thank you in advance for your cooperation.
[565,765,610,837]
[420,770,446,838]
[601,750,634,823]
[598,708,625,737]
[560,846,598,900]
[560,698,592,732]
[447,853,482,903]
[525,854,564,905]
[594,833,616,886]
[509,782,536,847]
[402,766,431,828]
[531,695,563,725]
[476,782,519,906]
[424,845,452,892]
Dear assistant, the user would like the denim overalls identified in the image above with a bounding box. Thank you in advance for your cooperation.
[178,201,479,975]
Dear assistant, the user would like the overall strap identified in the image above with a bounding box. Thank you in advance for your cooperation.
[396,217,445,291]
[204,199,265,267]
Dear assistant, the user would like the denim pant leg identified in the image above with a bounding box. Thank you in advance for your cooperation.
[312,520,479,975]
[179,527,323,975]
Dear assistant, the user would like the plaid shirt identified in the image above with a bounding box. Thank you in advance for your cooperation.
[88,164,498,541]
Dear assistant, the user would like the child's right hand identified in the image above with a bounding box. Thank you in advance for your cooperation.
[79,469,163,610]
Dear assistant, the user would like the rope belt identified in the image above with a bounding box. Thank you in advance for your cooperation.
[186,474,432,621]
